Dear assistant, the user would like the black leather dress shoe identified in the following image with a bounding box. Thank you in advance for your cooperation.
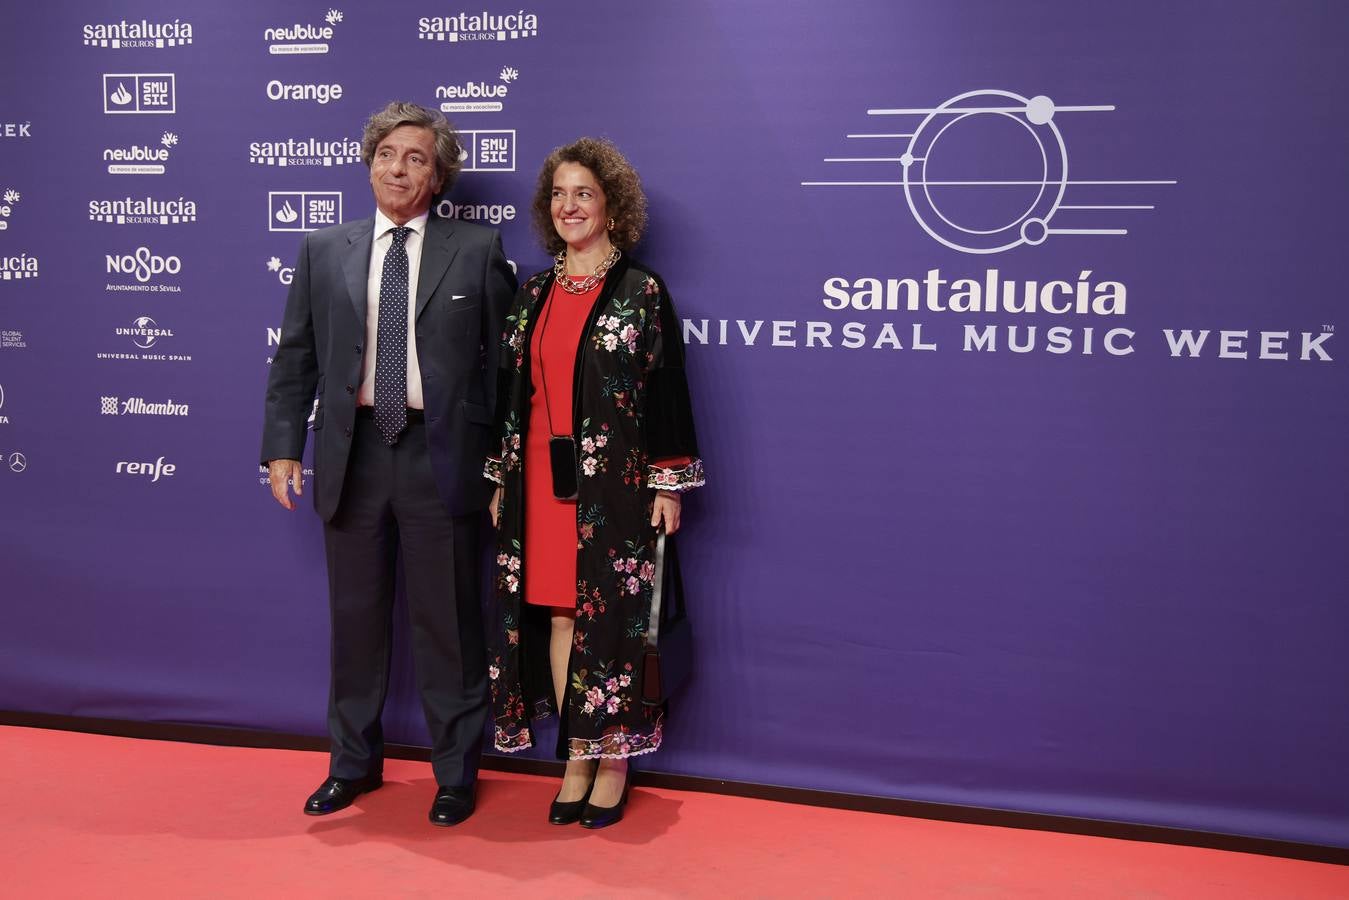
[579,772,632,830]
[548,784,593,826]
[303,774,382,816]
[429,785,476,826]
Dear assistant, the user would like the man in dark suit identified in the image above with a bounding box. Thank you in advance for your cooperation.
[260,101,515,826]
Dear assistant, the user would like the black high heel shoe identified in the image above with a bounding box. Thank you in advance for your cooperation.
[579,767,632,830]
[549,782,594,825]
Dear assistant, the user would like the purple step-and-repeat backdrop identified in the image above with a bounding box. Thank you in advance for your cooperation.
[2,1,1346,846]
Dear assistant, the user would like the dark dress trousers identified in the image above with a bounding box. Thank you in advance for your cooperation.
[261,213,516,787]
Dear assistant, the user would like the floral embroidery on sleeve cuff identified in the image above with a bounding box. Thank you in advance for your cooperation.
[646,457,705,492]
[484,456,504,485]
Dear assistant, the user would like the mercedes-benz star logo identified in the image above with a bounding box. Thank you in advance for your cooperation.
[8,451,26,473]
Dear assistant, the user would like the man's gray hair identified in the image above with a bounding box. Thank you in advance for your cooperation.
[360,101,462,191]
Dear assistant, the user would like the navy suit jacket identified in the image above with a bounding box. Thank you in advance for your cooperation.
[261,212,516,521]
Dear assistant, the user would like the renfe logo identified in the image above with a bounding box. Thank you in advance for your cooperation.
[269,192,343,232]
[116,456,176,482]
[103,74,176,114]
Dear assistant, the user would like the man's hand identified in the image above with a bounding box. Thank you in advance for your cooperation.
[489,486,502,528]
[651,490,682,534]
[268,459,304,510]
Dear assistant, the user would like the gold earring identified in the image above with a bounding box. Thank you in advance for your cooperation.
[607,218,615,231]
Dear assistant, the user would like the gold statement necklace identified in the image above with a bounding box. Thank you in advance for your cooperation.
[554,245,620,294]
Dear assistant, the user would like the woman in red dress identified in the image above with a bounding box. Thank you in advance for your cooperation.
[486,139,704,829]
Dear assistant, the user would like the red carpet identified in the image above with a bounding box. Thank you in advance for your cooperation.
[2,726,1344,898]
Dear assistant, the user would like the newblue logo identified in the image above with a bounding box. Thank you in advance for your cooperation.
[104,74,176,114]
[419,11,538,43]
[269,192,342,232]
[83,18,193,48]
[459,129,515,172]
[436,66,518,113]
[265,9,342,54]
[105,131,178,175]
[0,188,16,231]
[249,137,361,167]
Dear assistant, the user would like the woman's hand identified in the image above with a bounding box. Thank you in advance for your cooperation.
[651,490,682,534]
[489,486,502,528]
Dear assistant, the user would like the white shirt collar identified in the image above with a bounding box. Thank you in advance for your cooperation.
[373,208,430,240]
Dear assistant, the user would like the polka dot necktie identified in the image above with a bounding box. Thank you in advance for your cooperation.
[374,226,412,445]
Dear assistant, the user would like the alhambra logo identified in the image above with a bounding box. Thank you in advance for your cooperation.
[265,8,342,54]
[103,74,176,114]
[89,195,197,225]
[436,66,519,113]
[802,89,1175,254]
[0,188,20,232]
[101,396,190,417]
[105,131,178,175]
[249,136,361,167]
[418,10,538,43]
[83,18,193,49]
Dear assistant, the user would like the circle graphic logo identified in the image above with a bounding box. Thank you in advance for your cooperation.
[8,451,25,473]
[901,90,1066,254]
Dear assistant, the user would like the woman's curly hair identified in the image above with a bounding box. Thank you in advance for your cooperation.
[530,137,647,255]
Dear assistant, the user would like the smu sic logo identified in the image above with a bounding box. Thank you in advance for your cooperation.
[269,192,342,232]
[459,130,515,172]
[104,74,176,114]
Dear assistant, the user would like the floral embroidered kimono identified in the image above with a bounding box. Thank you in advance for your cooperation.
[485,257,704,760]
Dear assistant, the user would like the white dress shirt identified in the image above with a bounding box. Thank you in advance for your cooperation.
[358,208,429,409]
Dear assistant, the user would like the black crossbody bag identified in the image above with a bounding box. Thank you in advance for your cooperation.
[537,290,579,500]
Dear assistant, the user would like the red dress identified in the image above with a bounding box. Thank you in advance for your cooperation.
[523,277,599,608]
